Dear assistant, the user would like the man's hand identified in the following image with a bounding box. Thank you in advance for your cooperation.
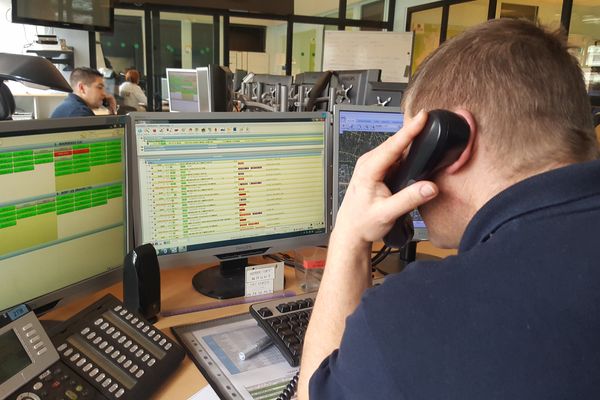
[297,110,440,400]
[105,94,117,115]
[334,109,439,244]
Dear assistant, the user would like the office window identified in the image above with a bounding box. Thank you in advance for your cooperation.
[159,19,182,72]
[229,17,287,75]
[494,0,562,29]
[295,0,339,17]
[447,0,488,39]
[191,17,214,68]
[568,0,600,93]
[158,12,215,75]
[410,7,443,75]
[99,10,145,75]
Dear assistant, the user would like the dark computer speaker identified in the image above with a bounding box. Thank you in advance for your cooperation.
[123,243,161,322]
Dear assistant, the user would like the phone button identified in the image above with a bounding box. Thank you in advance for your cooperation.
[16,392,40,400]
[115,388,125,398]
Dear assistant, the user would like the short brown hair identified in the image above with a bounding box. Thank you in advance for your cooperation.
[403,19,597,172]
[125,69,140,84]
[69,67,103,88]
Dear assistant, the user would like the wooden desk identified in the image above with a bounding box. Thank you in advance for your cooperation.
[41,242,455,399]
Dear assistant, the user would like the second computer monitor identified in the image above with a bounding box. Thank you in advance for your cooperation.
[166,68,199,112]
[333,104,427,241]
[128,112,331,299]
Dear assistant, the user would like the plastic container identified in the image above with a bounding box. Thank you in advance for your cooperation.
[293,246,327,291]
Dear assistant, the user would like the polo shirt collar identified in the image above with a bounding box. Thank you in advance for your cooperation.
[459,158,600,252]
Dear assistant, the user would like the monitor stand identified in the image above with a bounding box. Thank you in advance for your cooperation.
[375,242,441,275]
[192,258,248,299]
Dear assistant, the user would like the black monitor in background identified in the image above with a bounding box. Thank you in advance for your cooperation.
[129,112,331,299]
[295,72,327,86]
[12,0,113,32]
[252,74,293,88]
[0,116,129,314]
[364,81,407,107]
[331,69,381,106]
[333,104,428,273]
[232,69,247,92]
[208,65,234,112]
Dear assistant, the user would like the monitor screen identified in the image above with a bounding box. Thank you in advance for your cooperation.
[0,116,129,313]
[166,69,199,113]
[129,112,331,299]
[12,0,113,32]
[333,104,427,241]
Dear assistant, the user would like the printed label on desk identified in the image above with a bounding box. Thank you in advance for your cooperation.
[245,262,284,297]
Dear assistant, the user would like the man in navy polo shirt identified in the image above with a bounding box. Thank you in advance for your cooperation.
[299,19,600,399]
[51,67,116,118]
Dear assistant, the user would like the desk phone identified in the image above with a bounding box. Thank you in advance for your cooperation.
[1,295,184,400]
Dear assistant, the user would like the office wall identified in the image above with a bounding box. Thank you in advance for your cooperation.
[0,0,90,67]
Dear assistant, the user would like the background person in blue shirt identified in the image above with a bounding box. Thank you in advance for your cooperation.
[299,19,600,399]
[51,67,117,118]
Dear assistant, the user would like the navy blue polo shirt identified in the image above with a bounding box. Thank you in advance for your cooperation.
[310,159,600,399]
[50,93,94,118]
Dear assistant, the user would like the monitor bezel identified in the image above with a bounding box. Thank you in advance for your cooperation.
[127,111,332,269]
[166,68,200,113]
[11,0,114,32]
[332,104,428,242]
[0,115,131,314]
[195,67,211,112]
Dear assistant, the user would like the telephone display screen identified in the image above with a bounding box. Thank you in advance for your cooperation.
[0,330,31,385]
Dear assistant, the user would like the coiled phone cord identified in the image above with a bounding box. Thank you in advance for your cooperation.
[276,371,300,400]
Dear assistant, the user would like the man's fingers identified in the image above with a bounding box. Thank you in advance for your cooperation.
[358,110,428,179]
[378,181,438,224]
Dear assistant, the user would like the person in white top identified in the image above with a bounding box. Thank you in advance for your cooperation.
[119,69,147,111]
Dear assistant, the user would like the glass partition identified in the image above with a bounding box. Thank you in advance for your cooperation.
[447,0,488,39]
[410,7,443,75]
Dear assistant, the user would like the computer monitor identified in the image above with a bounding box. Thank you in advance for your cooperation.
[364,81,407,107]
[166,68,199,112]
[0,116,129,313]
[331,69,381,106]
[295,72,327,86]
[232,69,247,92]
[128,112,331,299]
[333,104,427,242]
[207,65,234,112]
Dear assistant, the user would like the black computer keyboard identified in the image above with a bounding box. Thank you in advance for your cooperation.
[249,277,385,367]
[249,292,316,367]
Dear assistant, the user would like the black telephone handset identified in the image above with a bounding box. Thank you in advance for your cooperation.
[383,109,470,249]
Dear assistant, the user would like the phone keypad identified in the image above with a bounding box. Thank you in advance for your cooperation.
[50,295,185,400]
[8,361,96,400]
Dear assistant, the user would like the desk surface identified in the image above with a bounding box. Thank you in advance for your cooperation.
[42,242,455,399]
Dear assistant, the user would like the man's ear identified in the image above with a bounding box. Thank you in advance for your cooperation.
[76,81,86,95]
[444,108,477,174]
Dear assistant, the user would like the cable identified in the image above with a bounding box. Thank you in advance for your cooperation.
[275,371,299,400]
